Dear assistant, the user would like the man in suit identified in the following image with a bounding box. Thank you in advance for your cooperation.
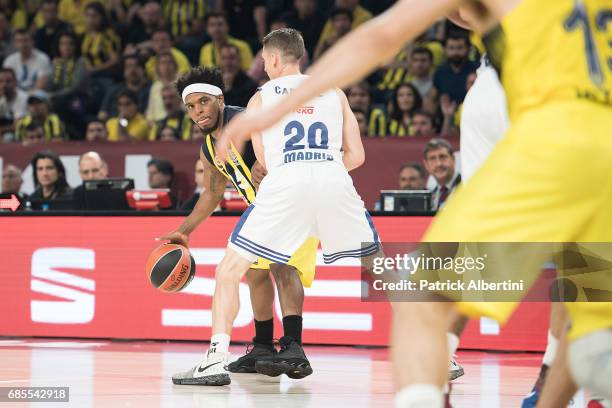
[423,138,461,211]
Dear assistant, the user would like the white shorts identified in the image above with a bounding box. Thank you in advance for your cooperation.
[228,161,380,264]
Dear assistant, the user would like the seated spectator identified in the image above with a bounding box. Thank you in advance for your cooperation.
[71,150,108,209]
[174,11,208,66]
[99,55,151,121]
[78,151,108,181]
[410,110,436,136]
[81,2,121,80]
[29,150,73,201]
[346,82,385,137]
[3,29,51,91]
[316,0,371,53]
[85,119,108,141]
[16,90,65,142]
[146,51,179,121]
[432,33,478,105]
[278,0,325,58]
[147,157,177,208]
[34,0,71,58]
[1,164,28,207]
[190,122,205,140]
[106,89,149,141]
[0,68,28,142]
[149,84,191,141]
[223,0,267,49]
[148,158,173,189]
[125,0,164,49]
[181,159,205,210]
[423,138,460,210]
[47,31,89,139]
[0,0,27,30]
[0,13,15,63]
[398,162,426,190]
[199,12,253,72]
[220,43,257,107]
[352,109,368,138]
[158,125,180,141]
[387,83,422,137]
[248,18,309,84]
[406,47,435,99]
[163,0,206,42]
[58,0,92,35]
[144,29,190,80]
[21,122,45,145]
[313,8,352,60]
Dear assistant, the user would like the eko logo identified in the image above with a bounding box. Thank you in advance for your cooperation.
[31,248,95,324]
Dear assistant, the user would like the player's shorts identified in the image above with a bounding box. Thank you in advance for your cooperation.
[421,100,612,340]
[229,161,380,269]
[249,236,319,288]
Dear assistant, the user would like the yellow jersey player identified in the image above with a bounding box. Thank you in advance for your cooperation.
[218,0,612,406]
[158,67,318,384]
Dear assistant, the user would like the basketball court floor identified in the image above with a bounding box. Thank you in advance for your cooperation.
[0,338,587,407]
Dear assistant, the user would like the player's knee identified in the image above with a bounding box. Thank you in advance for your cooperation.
[246,269,271,286]
[215,261,242,284]
[271,264,301,286]
[568,330,612,400]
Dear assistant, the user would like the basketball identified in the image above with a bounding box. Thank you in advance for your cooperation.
[146,243,196,293]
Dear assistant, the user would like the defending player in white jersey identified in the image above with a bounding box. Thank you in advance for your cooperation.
[172,28,379,386]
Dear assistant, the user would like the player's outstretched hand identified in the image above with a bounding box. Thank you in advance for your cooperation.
[156,231,189,247]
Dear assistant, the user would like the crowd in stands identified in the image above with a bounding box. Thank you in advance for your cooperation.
[1,0,482,209]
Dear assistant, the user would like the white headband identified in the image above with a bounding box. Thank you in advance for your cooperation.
[181,83,223,103]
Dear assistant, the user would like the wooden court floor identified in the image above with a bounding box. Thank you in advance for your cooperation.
[0,338,587,407]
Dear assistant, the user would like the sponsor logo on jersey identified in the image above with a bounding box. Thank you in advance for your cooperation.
[296,106,314,114]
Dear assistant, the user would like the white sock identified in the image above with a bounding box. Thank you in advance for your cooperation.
[394,384,444,408]
[209,333,230,355]
[542,330,558,367]
[447,332,460,357]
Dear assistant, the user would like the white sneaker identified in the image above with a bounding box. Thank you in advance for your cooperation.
[448,356,464,381]
[172,351,231,386]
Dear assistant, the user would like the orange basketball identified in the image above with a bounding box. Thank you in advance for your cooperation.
[146,243,196,292]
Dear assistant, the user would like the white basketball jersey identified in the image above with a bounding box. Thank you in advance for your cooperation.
[460,59,510,181]
[259,74,344,170]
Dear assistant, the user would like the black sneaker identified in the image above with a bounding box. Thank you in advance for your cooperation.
[226,341,276,373]
[255,336,313,379]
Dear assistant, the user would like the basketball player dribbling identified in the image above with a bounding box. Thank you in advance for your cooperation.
[219,0,612,406]
[159,67,318,384]
[172,28,383,386]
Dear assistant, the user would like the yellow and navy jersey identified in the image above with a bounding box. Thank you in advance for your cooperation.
[485,0,612,121]
[16,114,65,141]
[368,107,387,137]
[200,105,257,205]
[148,112,192,141]
[163,0,206,39]
[81,29,121,68]
[387,118,412,137]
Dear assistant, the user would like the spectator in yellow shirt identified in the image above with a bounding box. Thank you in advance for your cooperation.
[58,0,93,35]
[81,2,121,78]
[16,90,65,142]
[199,12,252,71]
[315,0,371,53]
[145,29,190,80]
[106,89,149,141]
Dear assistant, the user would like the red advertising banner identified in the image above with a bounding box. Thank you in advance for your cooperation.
[0,216,549,351]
